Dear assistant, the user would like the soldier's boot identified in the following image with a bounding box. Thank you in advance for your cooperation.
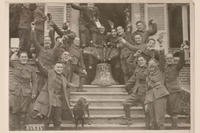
[11,113,21,130]
[53,121,62,130]
[77,76,86,92]
[19,114,27,130]
[171,116,178,129]
[145,112,151,129]
[157,123,165,130]
[124,75,130,83]
[54,125,61,130]
[43,118,50,130]
[120,104,132,126]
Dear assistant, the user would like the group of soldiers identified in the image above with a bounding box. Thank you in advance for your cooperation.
[9,3,189,130]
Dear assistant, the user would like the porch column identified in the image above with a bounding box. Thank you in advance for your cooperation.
[182,5,189,41]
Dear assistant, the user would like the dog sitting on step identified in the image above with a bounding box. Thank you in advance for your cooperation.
[72,97,90,128]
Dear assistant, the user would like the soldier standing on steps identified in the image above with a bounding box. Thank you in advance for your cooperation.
[32,5,47,46]
[10,51,37,130]
[107,28,124,84]
[69,37,87,92]
[116,26,134,83]
[122,55,149,128]
[162,43,186,129]
[34,59,75,130]
[71,3,100,48]
[144,58,169,130]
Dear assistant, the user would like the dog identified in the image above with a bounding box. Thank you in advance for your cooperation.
[72,97,90,128]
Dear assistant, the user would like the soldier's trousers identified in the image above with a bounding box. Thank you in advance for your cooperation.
[45,106,62,130]
[83,54,98,84]
[167,92,181,128]
[10,95,32,130]
[110,57,124,84]
[70,64,86,90]
[120,58,131,83]
[35,29,44,46]
[147,96,167,130]
[80,25,90,48]
[48,28,55,48]
[18,29,31,56]
[79,25,98,48]
[123,93,150,127]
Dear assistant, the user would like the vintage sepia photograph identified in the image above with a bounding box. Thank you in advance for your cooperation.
[8,1,192,131]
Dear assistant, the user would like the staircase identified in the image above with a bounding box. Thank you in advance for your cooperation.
[26,85,190,130]
[67,85,190,130]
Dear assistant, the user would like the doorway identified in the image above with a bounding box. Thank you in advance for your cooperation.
[95,3,130,31]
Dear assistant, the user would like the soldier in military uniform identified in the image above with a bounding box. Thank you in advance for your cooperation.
[10,51,37,130]
[162,44,185,128]
[32,5,47,46]
[71,3,100,47]
[132,19,157,43]
[69,37,87,91]
[30,24,63,101]
[48,20,76,51]
[34,60,75,130]
[31,24,58,69]
[124,38,161,67]
[107,28,124,84]
[18,4,37,56]
[145,58,169,129]
[122,55,149,127]
[116,26,134,83]
[60,51,73,82]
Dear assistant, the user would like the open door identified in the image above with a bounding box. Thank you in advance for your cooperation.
[95,3,129,31]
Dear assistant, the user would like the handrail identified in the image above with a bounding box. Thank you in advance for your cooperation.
[181,87,190,93]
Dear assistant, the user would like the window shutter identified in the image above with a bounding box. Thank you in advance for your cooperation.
[147,5,165,31]
[44,3,66,36]
[145,4,168,52]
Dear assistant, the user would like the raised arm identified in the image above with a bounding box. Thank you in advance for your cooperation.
[119,38,139,51]
[49,21,64,37]
[125,73,136,94]
[33,9,47,25]
[146,19,157,36]
[158,49,166,72]
[71,3,84,11]
[79,50,86,70]
[31,70,38,98]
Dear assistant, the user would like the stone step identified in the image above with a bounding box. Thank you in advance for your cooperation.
[70,92,128,99]
[70,98,126,107]
[25,123,190,130]
[88,107,143,116]
[80,85,126,92]
[70,106,144,116]
[84,114,190,125]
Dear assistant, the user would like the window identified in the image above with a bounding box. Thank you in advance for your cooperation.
[168,4,183,48]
